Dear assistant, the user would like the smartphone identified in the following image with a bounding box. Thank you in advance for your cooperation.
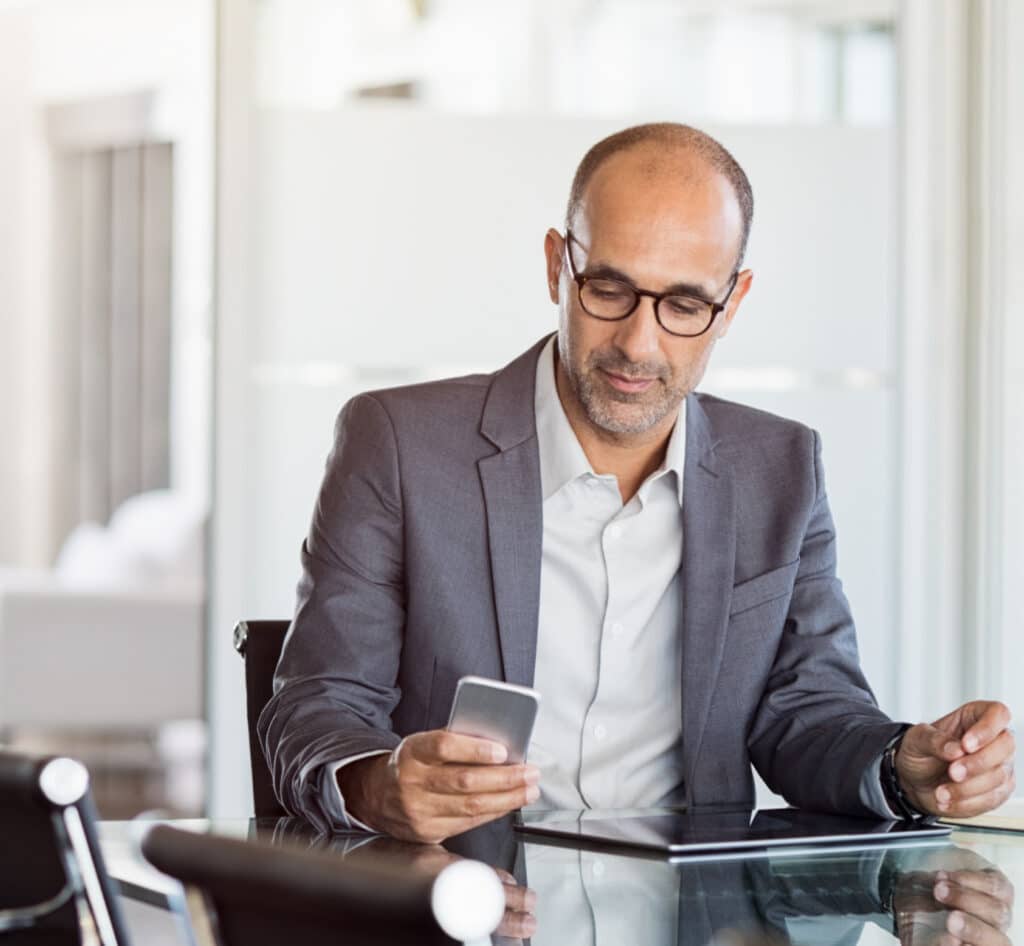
[446,676,541,764]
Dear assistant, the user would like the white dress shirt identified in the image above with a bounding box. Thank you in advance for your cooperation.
[528,336,688,810]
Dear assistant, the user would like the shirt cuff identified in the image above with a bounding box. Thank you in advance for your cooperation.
[320,750,392,833]
[860,751,900,820]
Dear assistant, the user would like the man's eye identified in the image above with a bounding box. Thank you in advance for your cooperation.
[588,281,632,300]
[664,296,705,317]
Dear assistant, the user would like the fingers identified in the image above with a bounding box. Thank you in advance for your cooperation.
[382,771,537,841]
[908,708,1015,815]
[948,730,1016,782]
[942,869,1015,904]
[938,761,1012,808]
[936,769,1017,817]
[901,705,1016,817]
[384,804,523,845]
[429,784,539,818]
[426,762,540,796]
[380,730,546,842]
[934,712,1015,815]
[934,878,1013,932]
[497,906,537,941]
[897,725,964,810]
[494,869,537,938]
[500,880,537,915]
[925,726,966,762]
[410,729,509,765]
[944,907,1012,946]
[959,702,1014,753]
[905,723,965,763]
[428,806,530,841]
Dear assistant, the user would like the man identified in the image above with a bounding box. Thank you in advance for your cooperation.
[259,123,1015,843]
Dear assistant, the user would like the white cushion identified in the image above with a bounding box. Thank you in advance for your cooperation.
[55,490,206,589]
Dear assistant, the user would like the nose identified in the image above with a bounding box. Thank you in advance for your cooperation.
[611,294,662,365]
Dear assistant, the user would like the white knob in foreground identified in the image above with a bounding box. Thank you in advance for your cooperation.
[430,858,505,942]
[39,757,90,807]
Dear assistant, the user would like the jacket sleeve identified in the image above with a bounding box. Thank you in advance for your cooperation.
[747,429,907,816]
[257,393,405,832]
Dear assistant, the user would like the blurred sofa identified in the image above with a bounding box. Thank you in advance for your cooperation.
[0,490,206,815]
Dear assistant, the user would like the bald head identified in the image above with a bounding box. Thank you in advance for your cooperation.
[565,123,754,268]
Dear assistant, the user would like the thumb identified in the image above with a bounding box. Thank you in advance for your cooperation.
[904,723,964,763]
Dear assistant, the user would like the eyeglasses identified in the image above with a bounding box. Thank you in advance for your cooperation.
[563,229,738,338]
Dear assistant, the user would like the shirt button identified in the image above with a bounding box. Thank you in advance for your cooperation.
[592,860,605,878]
[606,524,622,541]
[609,622,624,637]
[594,724,607,740]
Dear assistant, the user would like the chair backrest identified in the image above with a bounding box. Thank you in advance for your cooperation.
[0,750,132,946]
[232,620,290,818]
[141,824,504,946]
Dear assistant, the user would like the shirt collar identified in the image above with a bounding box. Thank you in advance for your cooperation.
[533,335,686,505]
[535,337,593,501]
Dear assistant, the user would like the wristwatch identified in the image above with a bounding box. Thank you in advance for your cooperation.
[880,726,932,822]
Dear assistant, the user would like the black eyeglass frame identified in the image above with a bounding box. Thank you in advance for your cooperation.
[563,229,739,338]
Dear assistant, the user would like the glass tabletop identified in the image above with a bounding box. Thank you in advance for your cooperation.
[100,809,1024,945]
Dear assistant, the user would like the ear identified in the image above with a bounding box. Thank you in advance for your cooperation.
[714,269,753,339]
[544,229,564,304]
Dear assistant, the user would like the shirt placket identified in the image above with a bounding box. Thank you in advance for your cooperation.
[579,494,639,809]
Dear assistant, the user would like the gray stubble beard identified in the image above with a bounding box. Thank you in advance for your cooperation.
[560,340,689,436]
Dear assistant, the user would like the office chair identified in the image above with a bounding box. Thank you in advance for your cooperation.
[142,824,504,946]
[232,619,290,818]
[0,750,131,946]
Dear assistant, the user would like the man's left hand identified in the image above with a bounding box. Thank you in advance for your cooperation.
[896,701,1016,817]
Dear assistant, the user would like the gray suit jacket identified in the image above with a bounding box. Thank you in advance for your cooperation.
[259,335,904,828]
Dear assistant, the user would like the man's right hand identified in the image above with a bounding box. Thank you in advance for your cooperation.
[337,730,541,843]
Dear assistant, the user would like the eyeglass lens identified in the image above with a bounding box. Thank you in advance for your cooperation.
[579,278,714,336]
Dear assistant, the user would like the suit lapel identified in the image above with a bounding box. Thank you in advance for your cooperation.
[477,337,548,687]
[680,395,736,793]
[479,445,543,687]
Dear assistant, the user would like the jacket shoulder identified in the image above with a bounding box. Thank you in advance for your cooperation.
[335,371,499,467]
[354,371,494,423]
[692,391,811,440]
[693,392,817,474]
[694,393,823,531]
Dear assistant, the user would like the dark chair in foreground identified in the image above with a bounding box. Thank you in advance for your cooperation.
[142,824,504,946]
[232,619,290,818]
[0,750,130,946]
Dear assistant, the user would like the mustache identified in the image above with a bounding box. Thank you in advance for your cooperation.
[588,351,668,381]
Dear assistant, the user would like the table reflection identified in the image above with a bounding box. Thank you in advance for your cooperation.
[253,812,1014,945]
[888,847,1014,946]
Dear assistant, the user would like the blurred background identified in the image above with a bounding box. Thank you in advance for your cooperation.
[0,0,1020,819]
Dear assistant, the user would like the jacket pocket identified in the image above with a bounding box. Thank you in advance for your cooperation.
[729,560,800,616]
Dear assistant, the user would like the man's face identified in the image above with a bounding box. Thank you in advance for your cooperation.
[545,148,752,442]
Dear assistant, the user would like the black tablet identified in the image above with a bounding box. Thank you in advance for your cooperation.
[516,807,951,857]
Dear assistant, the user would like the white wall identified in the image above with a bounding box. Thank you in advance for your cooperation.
[1001,1,1024,714]
[210,101,896,815]
[896,0,1024,733]
[981,0,1024,717]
